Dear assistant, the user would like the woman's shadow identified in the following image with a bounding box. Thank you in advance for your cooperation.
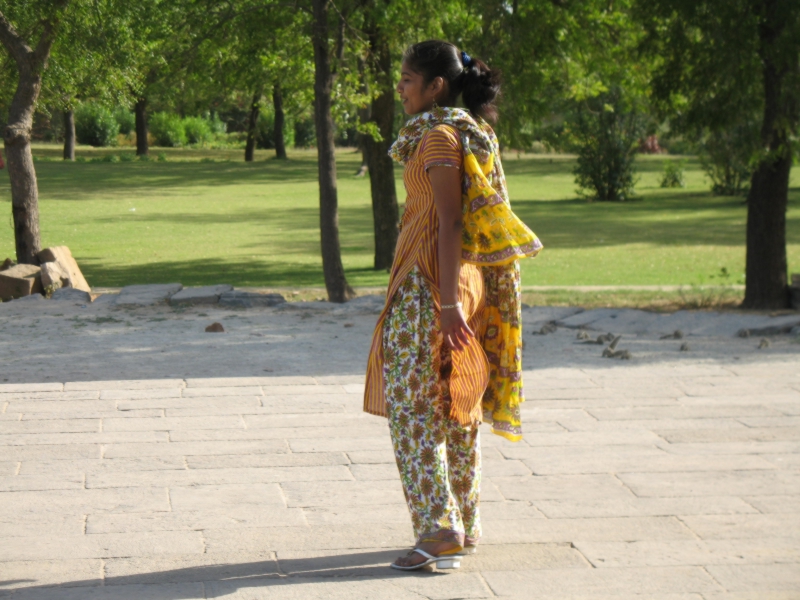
[1,548,447,598]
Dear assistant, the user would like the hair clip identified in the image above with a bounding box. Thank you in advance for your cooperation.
[460,51,472,69]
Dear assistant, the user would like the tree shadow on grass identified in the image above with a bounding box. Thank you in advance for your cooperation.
[0,549,436,599]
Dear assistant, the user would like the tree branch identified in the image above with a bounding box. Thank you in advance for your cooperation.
[0,9,33,64]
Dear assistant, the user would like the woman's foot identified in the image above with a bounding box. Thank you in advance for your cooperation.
[392,540,462,568]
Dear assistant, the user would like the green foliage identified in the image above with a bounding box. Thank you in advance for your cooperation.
[183,117,213,146]
[660,160,687,188]
[256,112,296,150]
[698,125,757,196]
[75,103,119,147]
[114,108,135,135]
[293,119,316,149]
[571,89,642,202]
[149,112,187,147]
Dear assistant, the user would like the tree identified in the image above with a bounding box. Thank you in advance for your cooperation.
[638,0,800,309]
[311,0,354,302]
[361,3,399,270]
[0,2,67,264]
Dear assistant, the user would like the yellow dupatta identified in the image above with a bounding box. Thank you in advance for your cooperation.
[390,107,543,441]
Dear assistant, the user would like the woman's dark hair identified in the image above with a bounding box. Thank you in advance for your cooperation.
[402,40,501,122]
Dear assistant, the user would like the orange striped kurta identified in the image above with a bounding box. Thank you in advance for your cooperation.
[364,125,490,426]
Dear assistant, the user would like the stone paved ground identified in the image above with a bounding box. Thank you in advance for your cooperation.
[0,296,799,599]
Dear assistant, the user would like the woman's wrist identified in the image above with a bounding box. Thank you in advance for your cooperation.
[441,301,462,310]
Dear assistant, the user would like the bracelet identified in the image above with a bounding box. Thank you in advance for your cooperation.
[440,301,462,310]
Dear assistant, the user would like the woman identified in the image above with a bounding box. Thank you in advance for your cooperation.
[364,40,542,571]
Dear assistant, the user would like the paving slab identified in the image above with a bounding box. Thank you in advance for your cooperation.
[169,285,233,306]
[114,283,183,306]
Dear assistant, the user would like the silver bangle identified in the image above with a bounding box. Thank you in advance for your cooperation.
[441,301,462,310]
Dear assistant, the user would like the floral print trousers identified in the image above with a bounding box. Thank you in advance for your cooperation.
[382,268,482,548]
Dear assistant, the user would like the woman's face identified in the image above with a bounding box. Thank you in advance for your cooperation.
[396,61,443,115]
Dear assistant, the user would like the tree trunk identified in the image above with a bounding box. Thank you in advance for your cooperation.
[245,90,260,163]
[311,0,354,303]
[63,109,75,161]
[364,23,399,271]
[135,97,148,156]
[273,83,287,160]
[0,10,61,264]
[742,12,791,309]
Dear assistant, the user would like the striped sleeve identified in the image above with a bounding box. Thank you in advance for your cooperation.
[418,124,462,171]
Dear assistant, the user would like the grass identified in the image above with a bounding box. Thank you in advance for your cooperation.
[0,144,798,296]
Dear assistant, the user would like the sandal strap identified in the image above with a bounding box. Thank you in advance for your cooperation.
[411,548,437,561]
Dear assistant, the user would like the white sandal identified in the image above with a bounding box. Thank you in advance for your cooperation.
[390,548,462,571]
[457,545,478,555]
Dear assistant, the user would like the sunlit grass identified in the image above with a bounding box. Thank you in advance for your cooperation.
[0,144,797,294]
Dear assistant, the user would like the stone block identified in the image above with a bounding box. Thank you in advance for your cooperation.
[0,487,171,514]
[104,552,278,585]
[0,558,102,592]
[88,508,306,534]
[482,566,720,596]
[705,564,800,592]
[115,283,182,306]
[280,479,406,508]
[532,494,757,518]
[102,439,289,458]
[50,287,92,303]
[185,452,348,470]
[618,470,800,498]
[0,531,204,561]
[0,263,42,300]
[168,483,285,511]
[37,245,91,292]
[39,260,68,290]
[218,290,286,308]
[169,284,232,305]
[4,583,206,600]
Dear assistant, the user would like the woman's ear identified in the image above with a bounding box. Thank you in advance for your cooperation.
[429,76,445,100]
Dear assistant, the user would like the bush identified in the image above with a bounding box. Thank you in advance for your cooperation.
[571,88,643,202]
[183,117,212,145]
[114,108,135,135]
[149,112,187,147]
[75,103,119,147]
[256,112,296,150]
[660,159,687,188]
[698,123,758,196]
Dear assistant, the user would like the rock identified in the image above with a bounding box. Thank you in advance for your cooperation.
[758,338,770,349]
[51,287,92,304]
[737,328,750,338]
[169,285,233,306]
[680,342,691,352]
[218,290,286,308]
[602,348,631,359]
[538,322,557,335]
[205,322,225,333]
[115,283,183,306]
[343,323,354,328]
[791,326,800,337]
[40,261,71,291]
[0,258,14,271]
[8,293,44,302]
[0,264,42,301]
[37,246,90,292]
[660,330,684,340]
[576,331,590,340]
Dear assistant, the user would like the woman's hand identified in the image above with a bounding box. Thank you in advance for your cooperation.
[441,305,474,351]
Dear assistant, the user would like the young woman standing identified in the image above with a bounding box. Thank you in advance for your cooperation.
[364,40,542,571]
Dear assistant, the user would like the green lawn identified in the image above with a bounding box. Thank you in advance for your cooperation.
[0,144,797,291]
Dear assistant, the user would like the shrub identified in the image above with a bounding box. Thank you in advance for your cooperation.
[114,108,135,135]
[157,151,168,162]
[183,117,212,145]
[75,103,119,147]
[660,159,687,188]
[571,88,643,202]
[256,112,296,150]
[698,123,758,196]
[149,112,187,147]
